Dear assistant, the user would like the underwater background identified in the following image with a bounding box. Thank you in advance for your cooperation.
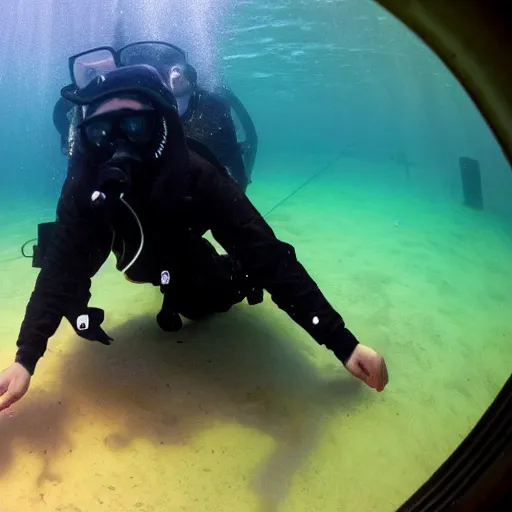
[0,1,511,511]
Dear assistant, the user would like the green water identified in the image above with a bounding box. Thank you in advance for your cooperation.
[1,1,512,511]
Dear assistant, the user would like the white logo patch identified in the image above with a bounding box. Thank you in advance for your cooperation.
[77,314,89,331]
[161,270,171,286]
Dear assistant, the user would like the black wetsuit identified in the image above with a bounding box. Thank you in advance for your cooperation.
[15,147,359,376]
[180,88,248,191]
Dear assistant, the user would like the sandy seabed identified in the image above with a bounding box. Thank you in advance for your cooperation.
[0,154,511,512]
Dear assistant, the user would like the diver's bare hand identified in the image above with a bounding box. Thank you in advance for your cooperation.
[345,344,389,392]
[0,363,31,412]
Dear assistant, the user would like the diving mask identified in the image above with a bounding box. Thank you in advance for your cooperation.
[79,107,165,163]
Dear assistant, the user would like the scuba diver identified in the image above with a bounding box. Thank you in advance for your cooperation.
[53,41,255,192]
[167,63,248,191]
[0,61,388,413]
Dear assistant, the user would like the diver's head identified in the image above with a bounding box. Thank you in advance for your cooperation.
[79,96,165,164]
[78,97,164,201]
[61,64,190,206]
[168,64,197,97]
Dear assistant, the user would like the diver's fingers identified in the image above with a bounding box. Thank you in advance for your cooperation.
[345,344,389,392]
[0,391,17,413]
[379,360,389,391]
[366,358,389,392]
[349,361,371,383]
[0,374,9,396]
[360,361,380,391]
[0,364,30,412]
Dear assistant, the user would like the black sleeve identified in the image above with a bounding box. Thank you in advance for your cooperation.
[53,97,73,138]
[200,165,359,364]
[14,160,112,375]
[204,101,248,190]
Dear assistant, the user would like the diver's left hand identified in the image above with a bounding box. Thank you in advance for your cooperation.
[0,362,31,412]
[345,344,389,392]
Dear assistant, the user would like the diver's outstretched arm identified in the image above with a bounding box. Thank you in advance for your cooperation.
[201,161,388,391]
[10,154,112,367]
